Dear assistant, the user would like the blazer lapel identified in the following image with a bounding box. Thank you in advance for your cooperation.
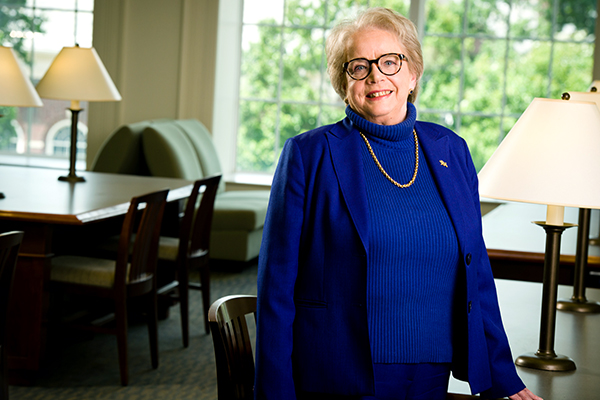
[418,124,469,255]
[327,120,370,253]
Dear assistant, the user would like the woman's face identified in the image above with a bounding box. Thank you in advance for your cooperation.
[345,28,416,125]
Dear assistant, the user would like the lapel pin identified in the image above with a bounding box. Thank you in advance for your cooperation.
[439,160,448,168]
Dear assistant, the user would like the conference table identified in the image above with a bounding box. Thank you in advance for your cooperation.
[0,165,193,378]
[448,280,600,399]
[446,201,600,398]
[482,201,600,288]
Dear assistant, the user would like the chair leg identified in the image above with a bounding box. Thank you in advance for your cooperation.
[1,345,8,400]
[148,290,159,369]
[179,268,190,348]
[200,262,210,335]
[115,298,129,386]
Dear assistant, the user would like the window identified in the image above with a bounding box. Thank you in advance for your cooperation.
[0,0,94,167]
[235,0,596,174]
[419,0,596,170]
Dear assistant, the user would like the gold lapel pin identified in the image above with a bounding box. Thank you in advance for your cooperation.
[439,160,448,168]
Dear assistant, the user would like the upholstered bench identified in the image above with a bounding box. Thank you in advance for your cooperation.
[91,119,270,262]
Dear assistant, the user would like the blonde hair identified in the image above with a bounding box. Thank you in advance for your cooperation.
[326,7,423,104]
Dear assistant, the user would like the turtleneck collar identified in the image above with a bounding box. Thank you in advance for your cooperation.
[345,102,417,142]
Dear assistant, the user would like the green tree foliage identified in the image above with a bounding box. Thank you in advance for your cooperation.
[0,0,45,152]
[238,0,595,173]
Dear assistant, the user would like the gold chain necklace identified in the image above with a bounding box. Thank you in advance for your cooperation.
[359,129,419,188]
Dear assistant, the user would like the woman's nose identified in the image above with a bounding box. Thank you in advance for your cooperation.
[366,61,384,82]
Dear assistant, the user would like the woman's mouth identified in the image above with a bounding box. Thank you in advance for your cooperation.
[367,90,392,98]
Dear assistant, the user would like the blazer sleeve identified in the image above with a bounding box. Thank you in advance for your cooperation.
[254,138,305,400]
[463,141,526,398]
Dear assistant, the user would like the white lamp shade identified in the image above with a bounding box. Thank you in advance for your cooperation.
[564,91,600,111]
[588,81,600,92]
[0,46,43,107]
[478,98,600,210]
[36,46,121,102]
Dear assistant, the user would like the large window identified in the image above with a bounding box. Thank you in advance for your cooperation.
[237,0,596,173]
[0,0,93,167]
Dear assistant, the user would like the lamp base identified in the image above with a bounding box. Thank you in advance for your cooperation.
[515,351,576,371]
[58,174,86,183]
[557,298,600,313]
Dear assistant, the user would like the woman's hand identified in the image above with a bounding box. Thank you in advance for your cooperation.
[509,388,543,400]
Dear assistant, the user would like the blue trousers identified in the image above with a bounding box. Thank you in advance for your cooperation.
[297,363,451,400]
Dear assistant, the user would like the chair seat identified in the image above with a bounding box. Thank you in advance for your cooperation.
[51,255,129,288]
[157,236,180,261]
[212,191,270,231]
[96,235,181,262]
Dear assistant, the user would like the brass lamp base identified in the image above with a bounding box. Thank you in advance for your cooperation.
[515,351,576,371]
[58,174,86,183]
[557,298,600,313]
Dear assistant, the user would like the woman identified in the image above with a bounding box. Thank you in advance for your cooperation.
[254,7,541,400]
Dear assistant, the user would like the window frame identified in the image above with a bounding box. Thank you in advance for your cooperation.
[213,0,599,181]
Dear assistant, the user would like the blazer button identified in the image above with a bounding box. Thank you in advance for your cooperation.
[466,253,472,265]
[468,301,472,313]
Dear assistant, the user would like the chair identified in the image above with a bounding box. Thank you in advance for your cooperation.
[157,174,221,347]
[0,231,24,400]
[49,189,168,386]
[208,294,257,400]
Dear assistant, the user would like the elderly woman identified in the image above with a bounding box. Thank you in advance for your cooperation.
[254,7,541,400]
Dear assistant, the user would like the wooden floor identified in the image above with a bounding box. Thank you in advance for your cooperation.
[448,279,600,399]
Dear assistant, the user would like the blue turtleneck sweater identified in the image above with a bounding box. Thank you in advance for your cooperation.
[346,103,459,364]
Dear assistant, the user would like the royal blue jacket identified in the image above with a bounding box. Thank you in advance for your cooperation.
[255,117,525,399]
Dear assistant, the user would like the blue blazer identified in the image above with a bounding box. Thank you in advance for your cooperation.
[255,117,525,399]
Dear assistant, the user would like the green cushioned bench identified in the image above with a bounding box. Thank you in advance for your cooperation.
[91,119,270,262]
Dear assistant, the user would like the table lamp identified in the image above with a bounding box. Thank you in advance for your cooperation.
[554,91,600,314]
[478,97,600,372]
[583,83,600,249]
[0,46,43,199]
[36,45,121,183]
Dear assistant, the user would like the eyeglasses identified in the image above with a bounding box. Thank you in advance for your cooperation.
[343,53,408,81]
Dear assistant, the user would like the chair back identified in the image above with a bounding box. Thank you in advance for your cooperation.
[178,175,221,264]
[115,190,168,292]
[208,295,257,400]
[0,231,24,400]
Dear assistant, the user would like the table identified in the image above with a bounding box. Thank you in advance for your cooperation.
[448,280,600,399]
[0,165,193,376]
[482,201,600,288]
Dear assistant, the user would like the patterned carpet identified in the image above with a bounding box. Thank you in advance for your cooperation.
[9,263,258,400]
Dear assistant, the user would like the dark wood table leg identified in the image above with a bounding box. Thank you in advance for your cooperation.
[5,222,52,383]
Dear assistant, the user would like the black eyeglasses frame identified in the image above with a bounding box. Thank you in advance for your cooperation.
[343,53,408,81]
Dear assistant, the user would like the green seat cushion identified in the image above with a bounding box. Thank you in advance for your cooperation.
[142,121,204,180]
[158,236,180,261]
[90,121,151,175]
[212,190,270,231]
[174,119,226,193]
[51,255,129,288]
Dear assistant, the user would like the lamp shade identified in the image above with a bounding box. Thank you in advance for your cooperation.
[35,45,121,102]
[478,98,600,211]
[588,81,600,92]
[564,91,600,110]
[0,46,43,107]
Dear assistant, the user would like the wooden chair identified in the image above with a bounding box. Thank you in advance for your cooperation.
[208,294,256,400]
[0,231,24,400]
[157,174,221,347]
[50,189,168,386]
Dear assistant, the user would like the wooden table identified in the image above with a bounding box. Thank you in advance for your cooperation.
[482,201,600,288]
[448,280,600,399]
[0,165,193,377]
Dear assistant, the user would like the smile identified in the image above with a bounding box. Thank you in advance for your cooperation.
[367,90,392,98]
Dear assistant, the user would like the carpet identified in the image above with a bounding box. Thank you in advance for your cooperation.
[9,263,258,400]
